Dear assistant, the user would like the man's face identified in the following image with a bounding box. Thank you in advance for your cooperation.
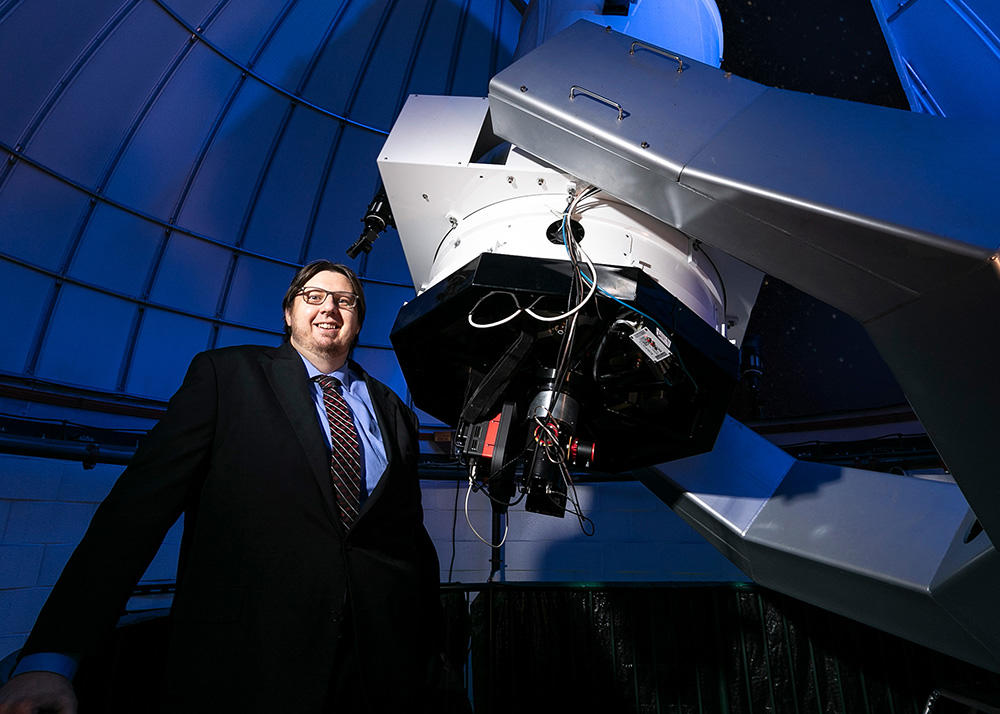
[284,270,361,366]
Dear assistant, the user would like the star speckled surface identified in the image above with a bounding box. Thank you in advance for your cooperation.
[714,0,910,420]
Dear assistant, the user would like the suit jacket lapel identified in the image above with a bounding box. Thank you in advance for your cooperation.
[356,363,397,519]
[262,342,339,526]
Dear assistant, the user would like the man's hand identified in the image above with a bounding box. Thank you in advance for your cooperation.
[0,671,77,714]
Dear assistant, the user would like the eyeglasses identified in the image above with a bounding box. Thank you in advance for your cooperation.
[298,288,359,309]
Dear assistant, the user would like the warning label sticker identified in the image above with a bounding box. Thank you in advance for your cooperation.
[629,326,672,362]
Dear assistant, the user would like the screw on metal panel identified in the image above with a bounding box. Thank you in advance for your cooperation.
[422,193,429,201]
[725,71,732,78]
[520,85,528,92]
[640,141,649,149]
[537,178,544,185]
[507,176,514,183]
[604,26,612,32]
[448,216,458,228]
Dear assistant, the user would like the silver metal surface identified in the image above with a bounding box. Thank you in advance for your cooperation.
[527,390,580,429]
[490,19,1000,670]
[641,417,1000,672]
[489,17,1000,565]
[490,21,767,184]
[489,22,996,312]
[378,94,762,343]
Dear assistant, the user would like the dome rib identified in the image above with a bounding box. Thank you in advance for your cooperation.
[0,140,366,271]
[211,1,362,350]
[297,0,399,265]
[0,0,521,406]
[154,0,391,134]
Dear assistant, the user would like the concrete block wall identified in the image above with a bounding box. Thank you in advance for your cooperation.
[0,454,181,662]
[420,480,749,584]
[1,454,746,662]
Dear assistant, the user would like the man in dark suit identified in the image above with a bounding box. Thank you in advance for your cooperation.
[0,261,443,713]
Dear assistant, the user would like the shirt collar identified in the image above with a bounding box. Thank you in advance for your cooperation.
[296,351,356,388]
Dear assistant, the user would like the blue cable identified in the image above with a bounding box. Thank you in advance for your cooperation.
[560,197,699,393]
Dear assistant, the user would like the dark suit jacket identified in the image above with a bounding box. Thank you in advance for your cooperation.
[22,342,441,712]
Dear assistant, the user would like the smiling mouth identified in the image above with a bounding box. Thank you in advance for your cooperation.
[314,322,340,331]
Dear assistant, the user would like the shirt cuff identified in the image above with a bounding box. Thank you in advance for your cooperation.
[11,652,79,680]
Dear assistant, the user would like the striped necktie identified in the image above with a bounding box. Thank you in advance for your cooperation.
[314,375,363,527]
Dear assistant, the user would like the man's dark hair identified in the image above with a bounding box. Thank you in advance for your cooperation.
[282,260,366,339]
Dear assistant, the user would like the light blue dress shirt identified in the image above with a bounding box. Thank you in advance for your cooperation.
[300,355,388,498]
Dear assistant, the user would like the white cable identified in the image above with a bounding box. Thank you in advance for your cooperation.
[523,253,598,322]
[464,476,509,549]
[523,189,601,323]
[467,290,523,329]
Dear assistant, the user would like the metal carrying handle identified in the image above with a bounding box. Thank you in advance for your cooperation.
[568,85,624,121]
[629,40,684,73]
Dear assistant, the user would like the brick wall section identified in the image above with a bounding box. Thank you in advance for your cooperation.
[1,455,747,662]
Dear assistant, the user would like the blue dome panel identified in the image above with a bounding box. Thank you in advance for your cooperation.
[215,325,282,350]
[449,0,510,95]
[0,164,87,272]
[165,0,220,27]
[240,110,340,264]
[253,0,359,100]
[294,0,396,116]
[200,0,286,64]
[174,83,289,242]
[102,43,240,217]
[360,227,410,285]
[869,0,1000,118]
[148,233,230,315]
[347,1,444,129]
[0,261,52,374]
[125,308,213,398]
[357,283,415,348]
[404,1,475,96]
[221,256,295,331]
[0,0,521,407]
[353,345,406,403]
[307,126,386,258]
[34,285,137,390]
[0,0,123,143]
[68,206,164,297]
[25,1,182,188]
